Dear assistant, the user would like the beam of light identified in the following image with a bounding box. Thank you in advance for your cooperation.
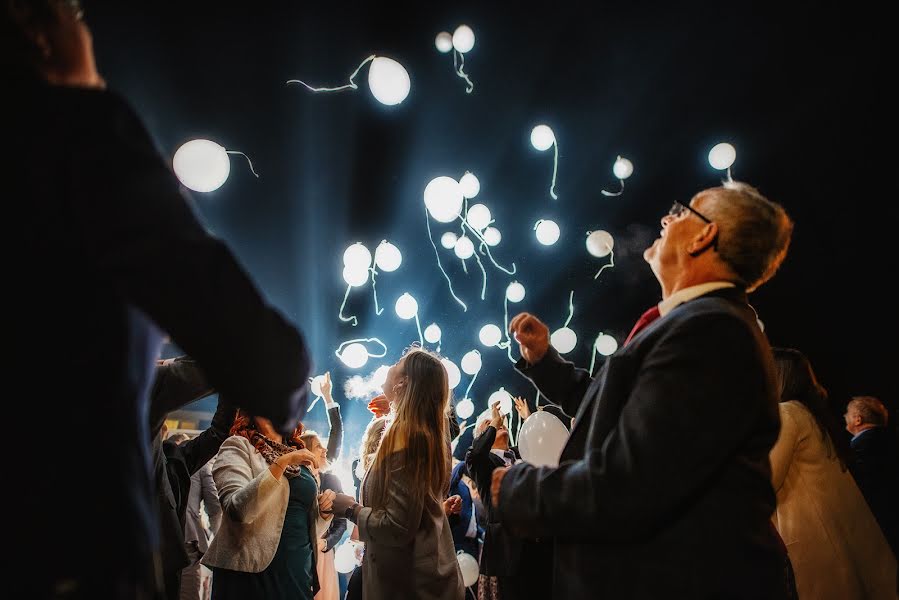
[225,150,260,178]
[287,55,376,93]
[601,156,633,197]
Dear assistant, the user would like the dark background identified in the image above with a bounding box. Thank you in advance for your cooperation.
[86,2,894,450]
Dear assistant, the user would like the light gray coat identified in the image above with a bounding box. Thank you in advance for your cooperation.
[357,450,464,600]
[201,435,329,581]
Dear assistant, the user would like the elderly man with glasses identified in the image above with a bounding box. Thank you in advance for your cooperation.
[497,181,795,598]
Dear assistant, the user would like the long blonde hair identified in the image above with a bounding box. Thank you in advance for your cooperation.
[367,349,450,507]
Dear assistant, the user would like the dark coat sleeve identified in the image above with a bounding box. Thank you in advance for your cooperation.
[465,426,499,500]
[149,356,214,438]
[515,347,594,419]
[319,473,347,552]
[498,312,774,541]
[326,405,344,462]
[177,399,237,476]
[71,91,311,434]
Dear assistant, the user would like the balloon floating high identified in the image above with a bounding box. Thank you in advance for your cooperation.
[436,25,476,93]
[708,142,736,181]
[601,155,634,197]
[287,55,410,106]
[173,139,259,193]
[530,124,559,200]
[586,230,616,280]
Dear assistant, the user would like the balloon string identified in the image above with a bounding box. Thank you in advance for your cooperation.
[462,218,516,275]
[453,50,474,94]
[286,54,376,93]
[414,313,424,347]
[563,290,575,327]
[594,247,615,280]
[589,343,599,375]
[503,295,517,364]
[464,369,479,401]
[225,151,260,178]
[307,395,321,412]
[461,257,468,275]
[425,206,467,311]
[549,141,559,200]
[370,268,384,315]
[338,284,358,327]
[472,249,487,300]
[726,167,734,182]
[334,337,387,361]
[601,178,624,197]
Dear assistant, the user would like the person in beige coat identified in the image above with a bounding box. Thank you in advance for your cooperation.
[201,413,336,599]
[331,349,464,600]
[769,348,897,599]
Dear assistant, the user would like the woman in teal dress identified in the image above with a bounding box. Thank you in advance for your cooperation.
[202,411,336,600]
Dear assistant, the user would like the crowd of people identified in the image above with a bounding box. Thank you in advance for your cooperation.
[8,1,896,598]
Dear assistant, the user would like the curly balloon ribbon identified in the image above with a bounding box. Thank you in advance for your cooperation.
[225,151,260,178]
[338,284,358,327]
[286,55,376,93]
[452,49,474,93]
[594,247,615,280]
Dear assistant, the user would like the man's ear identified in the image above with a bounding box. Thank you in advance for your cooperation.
[687,222,719,257]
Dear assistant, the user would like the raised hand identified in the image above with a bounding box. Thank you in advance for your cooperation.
[321,371,333,401]
[513,396,531,421]
[318,489,336,515]
[490,401,505,430]
[368,394,390,418]
[443,494,463,515]
[509,312,550,364]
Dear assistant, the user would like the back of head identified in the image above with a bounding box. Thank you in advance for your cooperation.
[2,0,57,77]
[848,396,888,427]
[773,347,851,469]
[369,349,450,505]
[359,416,388,471]
[700,181,793,292]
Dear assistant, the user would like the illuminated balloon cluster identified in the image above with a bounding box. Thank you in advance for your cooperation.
[435,25,476,93]
[424,172,516,311]
[287,55,410,106]
[339,240,403,326]
[173,139,259,193]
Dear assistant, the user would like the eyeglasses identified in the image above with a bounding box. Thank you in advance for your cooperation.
[669,201,713,224]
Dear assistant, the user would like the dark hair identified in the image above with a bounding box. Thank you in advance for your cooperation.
[772,348,851,470]
[1,0,70,74]
[230,409,306,452]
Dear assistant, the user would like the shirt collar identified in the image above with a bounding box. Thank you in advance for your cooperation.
[658,281,736,317]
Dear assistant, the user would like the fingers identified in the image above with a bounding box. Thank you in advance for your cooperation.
[324,372,331,384]
[508,312,532,335]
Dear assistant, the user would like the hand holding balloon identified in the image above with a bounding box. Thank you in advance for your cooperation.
[509,313,550,364]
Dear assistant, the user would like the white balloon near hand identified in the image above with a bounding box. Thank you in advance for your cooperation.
[424,323,442,344]
[441,231,458,249]
[367,56,410,106]
[518,410,569,467]
[488,387,513,415]
[530,125,556,151]
[505,281,526,303]
[456,397,475,419]
[461,350,482,375]
[424,176,464,223]
[708,142,736,170]
[173,139,231,193]
[339,343,369,369]
[551,327,578,354]
[459,172,481,199]
[310,375,327,397]
[335,542,359,574]
[479,324,502,347]
[452,25,475,54]
[374,240,402,272]
[466,204,492,231]
[394,293,418,320]
[586,230,614,258]
[594,333,618,356]
[441,358,461,390]
[483,227,502,246]
[435,32,453,53]
[535,219,561,246]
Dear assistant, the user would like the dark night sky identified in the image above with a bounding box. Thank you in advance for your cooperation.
[86,2,894,446]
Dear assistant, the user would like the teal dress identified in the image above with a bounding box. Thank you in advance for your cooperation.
[212,466,318,599]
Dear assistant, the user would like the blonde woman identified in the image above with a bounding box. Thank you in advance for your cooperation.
[332,349,464,600]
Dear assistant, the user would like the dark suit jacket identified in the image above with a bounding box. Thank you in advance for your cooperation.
[850,427,899,557]
[448,461,481,558]
[465,426,523,576]
[11,77,311,596]
[497,288,787,598]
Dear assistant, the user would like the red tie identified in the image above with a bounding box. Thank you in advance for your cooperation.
[624,305,661,346]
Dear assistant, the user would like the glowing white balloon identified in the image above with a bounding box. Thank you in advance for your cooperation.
[456,398,475,419]
[530,125,556,151]
[452,25,475,54]
[483,227,502,246]
[394,293,418,320]
[505,281,526,303]
[441,231,458,249]
[454,236,475,260]
[424,176,464,223]
[370,365,390,387]
[586,230,614,258]
[343,243,372,270]
[374,240,402,272]
[435,32,453,53]
[459,172,481,199]
[466,204,492,231]
[535,220,561,246]
[441,358,461,390]
[173,139,231,193]
[551,327,578,354]
[342,265,369,287]
[518,410,569,467]
[310,375,326,397]
[613,156,634,180]
[339,343,369,369]
[335,542,360,574]
[488,387,513,415]
[461,350,482,375]
[594,333,618,356]
[479,324,502,347]
[424,323,442,344]
[708,142,736,170]
[366,56,410,106]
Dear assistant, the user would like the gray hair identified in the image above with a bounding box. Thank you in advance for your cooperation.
[699,181,793,292]
[848,396,888,427]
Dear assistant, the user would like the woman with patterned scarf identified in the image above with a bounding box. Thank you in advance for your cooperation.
[202,410,336,600]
